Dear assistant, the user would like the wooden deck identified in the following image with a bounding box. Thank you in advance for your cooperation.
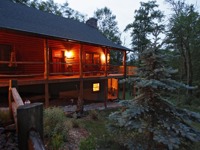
[0,73,125,87]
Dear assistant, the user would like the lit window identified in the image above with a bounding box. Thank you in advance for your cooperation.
[93,83,100,92]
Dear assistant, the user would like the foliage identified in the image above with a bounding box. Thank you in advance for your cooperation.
[109,12,200,148]
[125,0,164,65]
[79,135,96,150]
[88,110,100,120]
[77,109,127,150]
[94,7,121,45]
[51,133,63,150]
[165,0,200,104]
[44,107,68,149]
[0,108,11,126]
[11,0,85,22]
[70,118,81,128]
[94,7,123,65]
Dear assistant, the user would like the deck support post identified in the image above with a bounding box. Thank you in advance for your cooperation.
[104,48,108,108]
[8,80,18,119]
[77,45,84,114]
[122,50,127,100]
[44,39,49,107]
[104,79,108,108]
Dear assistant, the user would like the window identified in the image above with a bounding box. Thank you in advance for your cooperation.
[85,52,100,64]
[0,44,12,68]
[93,83,100,92]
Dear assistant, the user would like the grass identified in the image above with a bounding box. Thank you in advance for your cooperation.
[43,92,200,149]
[43,107,126,150]
[78,109,127,150]
[0,108,11,126]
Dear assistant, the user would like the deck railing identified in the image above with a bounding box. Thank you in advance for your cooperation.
[8,80,45,150]
[0,60,136,80]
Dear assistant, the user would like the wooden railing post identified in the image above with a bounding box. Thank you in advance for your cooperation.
[122,51,127,100]
[8,80,18,119]
[17,103,44,150]
[44,39,49,107]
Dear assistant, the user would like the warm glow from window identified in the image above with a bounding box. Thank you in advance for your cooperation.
[65,51,73,58]
[93,83,100,92]
[53,51,62,58]
[101,54,105,63]
[107,54,110,63]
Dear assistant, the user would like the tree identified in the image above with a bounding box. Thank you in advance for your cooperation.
[108,1,200,148]
[11,0,85,22]
[109,35,200,149]
[166,0,200,104]
[125,0,164,64]
[10,0,31,4]
[94,7,123,65]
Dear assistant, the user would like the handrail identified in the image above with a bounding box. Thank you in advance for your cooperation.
[0,74,43,77]
[11,88,24,107]
[28,130,45,150]
[0,61,44,64]
[9,80,45,150]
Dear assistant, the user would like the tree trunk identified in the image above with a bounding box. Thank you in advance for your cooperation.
[76,96,84,114]
[185,42,193,105]
[179,41,187,80]
[76,83,84,116]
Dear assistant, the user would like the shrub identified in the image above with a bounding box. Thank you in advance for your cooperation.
[44,107,68,149]
[79,135,96,150]
[88,110,99,120]
[0,108,11,125]
[51,133,63,149]
[71,118,81,128]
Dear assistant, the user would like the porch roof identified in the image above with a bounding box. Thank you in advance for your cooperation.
[0,1,131,51]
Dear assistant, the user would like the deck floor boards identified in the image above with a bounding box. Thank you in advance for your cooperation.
[0,74,124,87]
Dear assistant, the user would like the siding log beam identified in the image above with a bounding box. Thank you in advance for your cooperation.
[44,39,49,107]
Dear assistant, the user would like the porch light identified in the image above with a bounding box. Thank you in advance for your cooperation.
[65,50,74,59]
[101,54,105,63]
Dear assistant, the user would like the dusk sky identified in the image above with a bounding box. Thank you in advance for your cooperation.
[54,0,199,48]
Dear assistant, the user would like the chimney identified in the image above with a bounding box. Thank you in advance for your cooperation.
[86,18,98,29]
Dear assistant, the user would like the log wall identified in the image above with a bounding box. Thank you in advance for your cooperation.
[0,31,44,74]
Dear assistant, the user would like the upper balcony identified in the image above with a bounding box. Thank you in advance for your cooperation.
[0,31,136,87]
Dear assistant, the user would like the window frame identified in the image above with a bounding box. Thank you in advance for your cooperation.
[92,82,100,92]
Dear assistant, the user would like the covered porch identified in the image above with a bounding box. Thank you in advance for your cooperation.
[0,30,136,106]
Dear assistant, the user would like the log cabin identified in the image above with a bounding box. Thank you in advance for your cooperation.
[0,0,136,107]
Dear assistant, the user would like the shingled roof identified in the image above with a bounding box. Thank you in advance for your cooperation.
[0,0,130,50]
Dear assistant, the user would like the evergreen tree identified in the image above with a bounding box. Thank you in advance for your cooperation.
[108,31,200,150]
[94,7,123,65]
[11,0,85,22]
[125,0,164,65]
[166,0,200,104]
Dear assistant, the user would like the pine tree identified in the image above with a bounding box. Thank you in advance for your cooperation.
[94,7,123,65]
[125,0,164,65]
[108,39,200,149]
[166,0,200,104]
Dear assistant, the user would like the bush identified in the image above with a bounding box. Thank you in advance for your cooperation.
[0,108,11,126]
[79,135,96,150]
[88,110,99,120]
[51,133,63,150]
[71,118,81,128]
[44,107,68,149]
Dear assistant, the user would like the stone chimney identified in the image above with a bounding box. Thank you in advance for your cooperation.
[86,18,98,29]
